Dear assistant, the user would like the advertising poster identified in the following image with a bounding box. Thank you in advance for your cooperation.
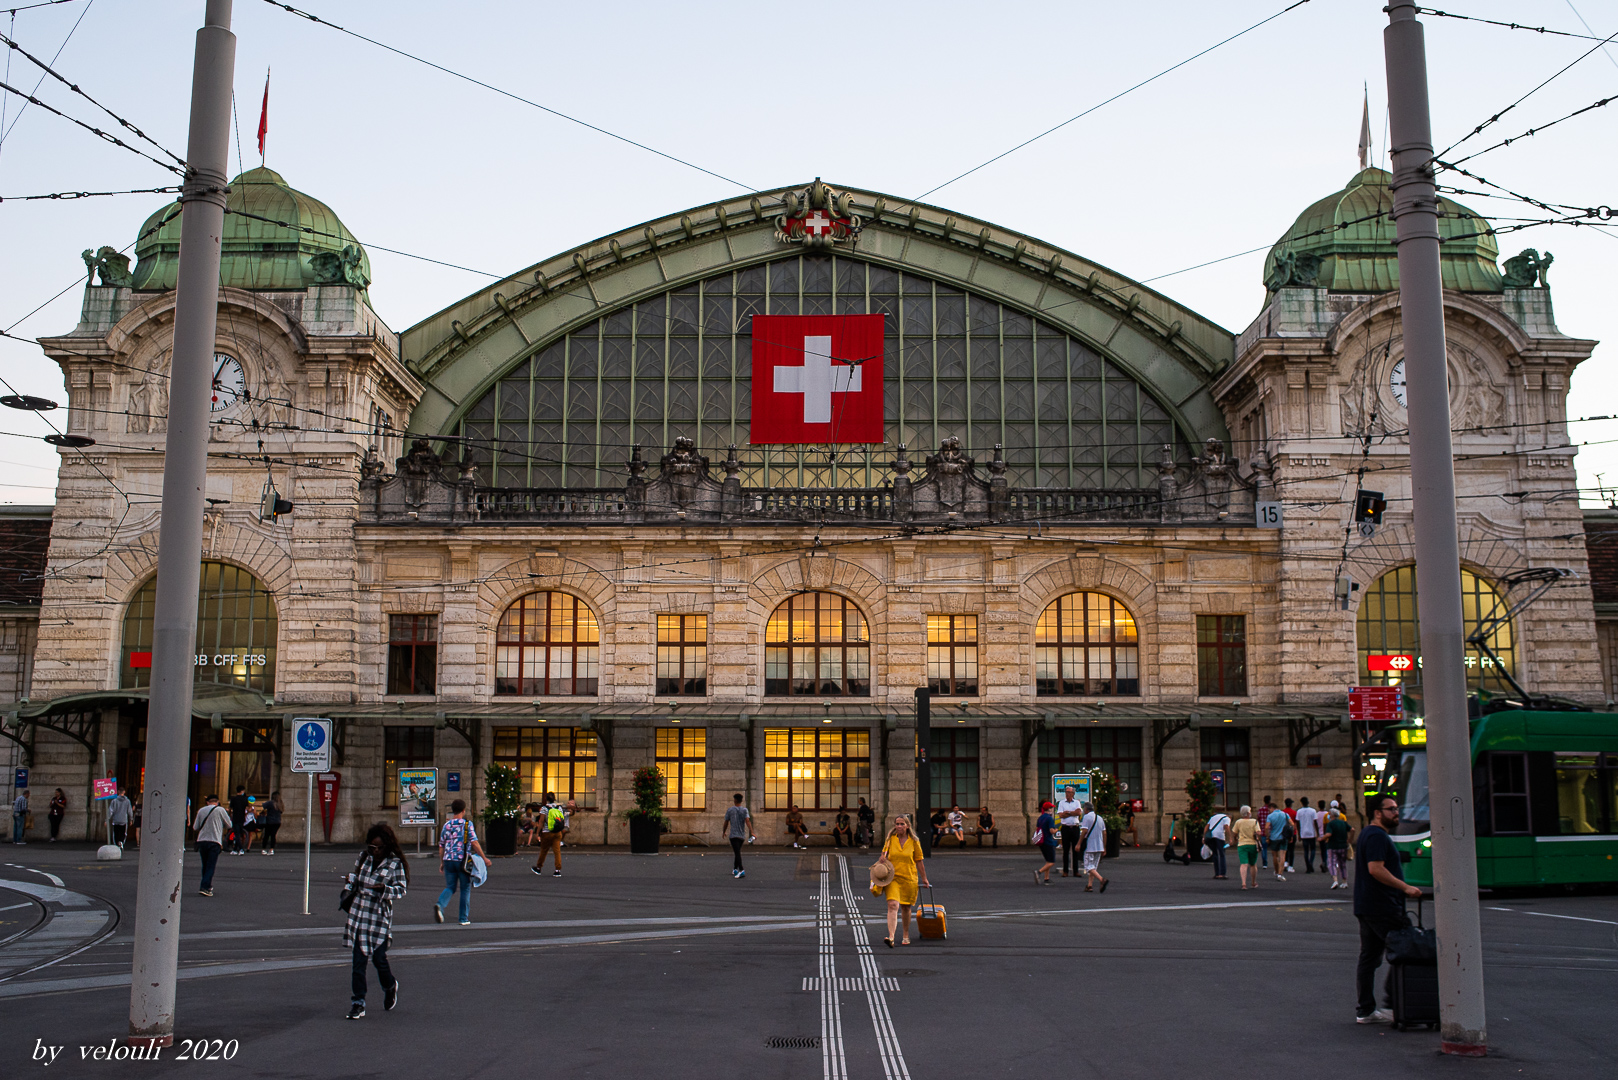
[398,768,437,828]
[1050,772,1091,808]
[92,777,117,800]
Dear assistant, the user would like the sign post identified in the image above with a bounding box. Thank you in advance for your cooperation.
[290,719,332,915]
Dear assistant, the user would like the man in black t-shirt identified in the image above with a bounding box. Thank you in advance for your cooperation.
[228,786,250,854]
[1352,794,1424,1023]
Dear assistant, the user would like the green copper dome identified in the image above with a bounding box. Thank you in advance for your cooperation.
[130,167,371,292]
[1262,167,1501,294]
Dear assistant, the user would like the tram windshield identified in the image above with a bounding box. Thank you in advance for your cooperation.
[1381,749,1431,835]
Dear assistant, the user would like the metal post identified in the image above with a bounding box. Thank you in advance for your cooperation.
[302,771,312,915]
[1383,1,1487,1055]
[127,0,236,1046]
[914,688,931,859]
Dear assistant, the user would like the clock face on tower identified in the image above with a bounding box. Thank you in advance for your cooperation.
[211,353,246,412]
[1389,358,1408,409]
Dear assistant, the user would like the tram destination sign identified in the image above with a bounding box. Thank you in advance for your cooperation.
[290,719,332,774]
[1349,686,1404,722]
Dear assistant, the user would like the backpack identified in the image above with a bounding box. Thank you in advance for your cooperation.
[544,805,567,832]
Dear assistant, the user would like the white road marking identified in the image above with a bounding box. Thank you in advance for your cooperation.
[817,855,848,1080]
[5,865,65,887]
[962,897,1351,919]
[838,854,911,1080]
[0,902,32,912]
[1487,907,1618,928]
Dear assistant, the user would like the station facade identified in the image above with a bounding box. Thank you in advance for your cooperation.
[2,166,1603,844]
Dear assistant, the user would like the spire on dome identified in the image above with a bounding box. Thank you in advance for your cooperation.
[1358,85,1372,172]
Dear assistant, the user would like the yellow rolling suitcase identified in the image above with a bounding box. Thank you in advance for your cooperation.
[916,885,947,940]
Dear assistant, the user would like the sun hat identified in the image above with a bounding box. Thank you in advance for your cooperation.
[868,859,894,893]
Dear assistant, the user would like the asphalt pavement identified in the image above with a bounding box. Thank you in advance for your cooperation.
[0,839,1613,1078]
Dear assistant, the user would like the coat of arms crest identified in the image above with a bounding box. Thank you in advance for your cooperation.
[775,178,862,249]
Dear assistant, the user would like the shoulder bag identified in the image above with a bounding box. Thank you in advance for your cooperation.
[458,819,477,875]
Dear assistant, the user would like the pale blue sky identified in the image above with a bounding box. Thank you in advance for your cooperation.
[1,0,1614,504]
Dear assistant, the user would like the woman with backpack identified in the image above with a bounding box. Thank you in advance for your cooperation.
[1032,801,1057,884]
[344,822,408,1020]
[434,799,488,926]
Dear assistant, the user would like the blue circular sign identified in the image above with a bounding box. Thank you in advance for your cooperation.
[296,722,326,751]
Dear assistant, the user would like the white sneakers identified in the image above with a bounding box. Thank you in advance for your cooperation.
[1356,1009,1394,1025]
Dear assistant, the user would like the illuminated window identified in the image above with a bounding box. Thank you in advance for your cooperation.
[121,561,276,691]
[764,593,870,696]
[494,592,600,696]
[1356,567,1516,692]
[763,728,870,810]
[927,615,978,696]
[654,727,707,810]
[492,726,598,807]
[657,615,707,696]
[1035,593,1139,696]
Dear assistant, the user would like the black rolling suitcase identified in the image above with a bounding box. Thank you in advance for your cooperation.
[1386,898,1439,1031]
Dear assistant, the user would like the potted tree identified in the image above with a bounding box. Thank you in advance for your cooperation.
[1090,770,1125,858]
[1184,769,1216,863]
[625,765,668,854]
[481,763,522,858]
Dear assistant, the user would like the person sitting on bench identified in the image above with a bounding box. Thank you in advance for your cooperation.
[976,806,999,846]
[786,805,809,849]
[946,805,967,846]
[832,806,854,847]
[928,808,949,848]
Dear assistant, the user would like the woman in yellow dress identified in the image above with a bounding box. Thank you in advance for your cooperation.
[875,815,931,947]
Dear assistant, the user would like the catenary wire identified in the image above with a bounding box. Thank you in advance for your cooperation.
[0,0,88,152]
[0,76,181,176]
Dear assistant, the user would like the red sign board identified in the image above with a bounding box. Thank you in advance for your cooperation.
[1367,654,1417,672]
[129,651,152,669]
[318,772,341,843]
[1350,686,1405,722]
[749,314,884,444]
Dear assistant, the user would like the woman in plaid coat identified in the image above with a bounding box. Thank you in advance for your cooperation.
[345,822,409,1020]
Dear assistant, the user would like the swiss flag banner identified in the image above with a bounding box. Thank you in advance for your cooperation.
[750,314,884,444]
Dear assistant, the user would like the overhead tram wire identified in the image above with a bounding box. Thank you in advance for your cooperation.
[260,0,754,191]
[223,206,508,279]
[0,27,187,168]
[1413,7,1616,44]
[0,183,180,203]
[1441,91,1618,170]
[0,0,89,12]
[0,76,183,175]
[901,0,1314,208]
[0,0,89,153]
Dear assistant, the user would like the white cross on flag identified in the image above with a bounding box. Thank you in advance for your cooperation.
[749,314,884,444]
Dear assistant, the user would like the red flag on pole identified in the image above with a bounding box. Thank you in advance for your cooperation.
[255,68,270,160]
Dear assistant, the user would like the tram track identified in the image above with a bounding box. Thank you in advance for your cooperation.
[0,877,122,985]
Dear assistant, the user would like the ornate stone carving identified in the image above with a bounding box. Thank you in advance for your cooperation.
[1502,248,1552,288]
[81,246,133,287]
[775,178,862,249]
[1457,350,1507,430]
[309,244,371,289]
[1264,249,1322,291]
[360,445,385,481]
[904,437,994,520]
[396,438,444,509]
[660,436,707,509]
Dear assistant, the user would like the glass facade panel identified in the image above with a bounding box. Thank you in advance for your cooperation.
[654,727,707,810]
[764,592,870,696]
[927,615,978,696]
[387,614,438,696]
[457,254,1192,490]
[929,728,980,810]
[121,561,277,691]
[492,726,599,807]
[1357,567,1516,694]
[656,614,707,696]
[763,727,870,810]
[1035,592,1140,696]
[494,592,599,696]
[1196,615,1247,697]
[1037,728,1143,805]
[1200,727,1251,809]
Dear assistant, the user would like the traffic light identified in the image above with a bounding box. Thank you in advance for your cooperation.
[259,486,294,522]
[1354,490,1386,524]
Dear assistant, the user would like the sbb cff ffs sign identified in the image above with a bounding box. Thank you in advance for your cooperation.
[1367,654,1417,672]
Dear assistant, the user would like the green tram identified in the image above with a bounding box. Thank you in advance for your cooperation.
[1373,711,1618,888]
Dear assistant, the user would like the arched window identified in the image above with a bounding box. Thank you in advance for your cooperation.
[765,592,870,696]
[121,561,277,692]
[495,592,600,696]
[1035,592,1139,696]
[1357,566,1516,694]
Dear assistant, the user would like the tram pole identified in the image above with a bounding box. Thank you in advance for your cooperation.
[127,0,237,1046]
[1383,1,1487,1055]
[915,689,930,858]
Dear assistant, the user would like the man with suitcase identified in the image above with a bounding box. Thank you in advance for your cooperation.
[1353,794,1424,1024]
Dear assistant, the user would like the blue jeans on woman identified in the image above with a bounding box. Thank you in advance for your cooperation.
[438,861,471,922]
